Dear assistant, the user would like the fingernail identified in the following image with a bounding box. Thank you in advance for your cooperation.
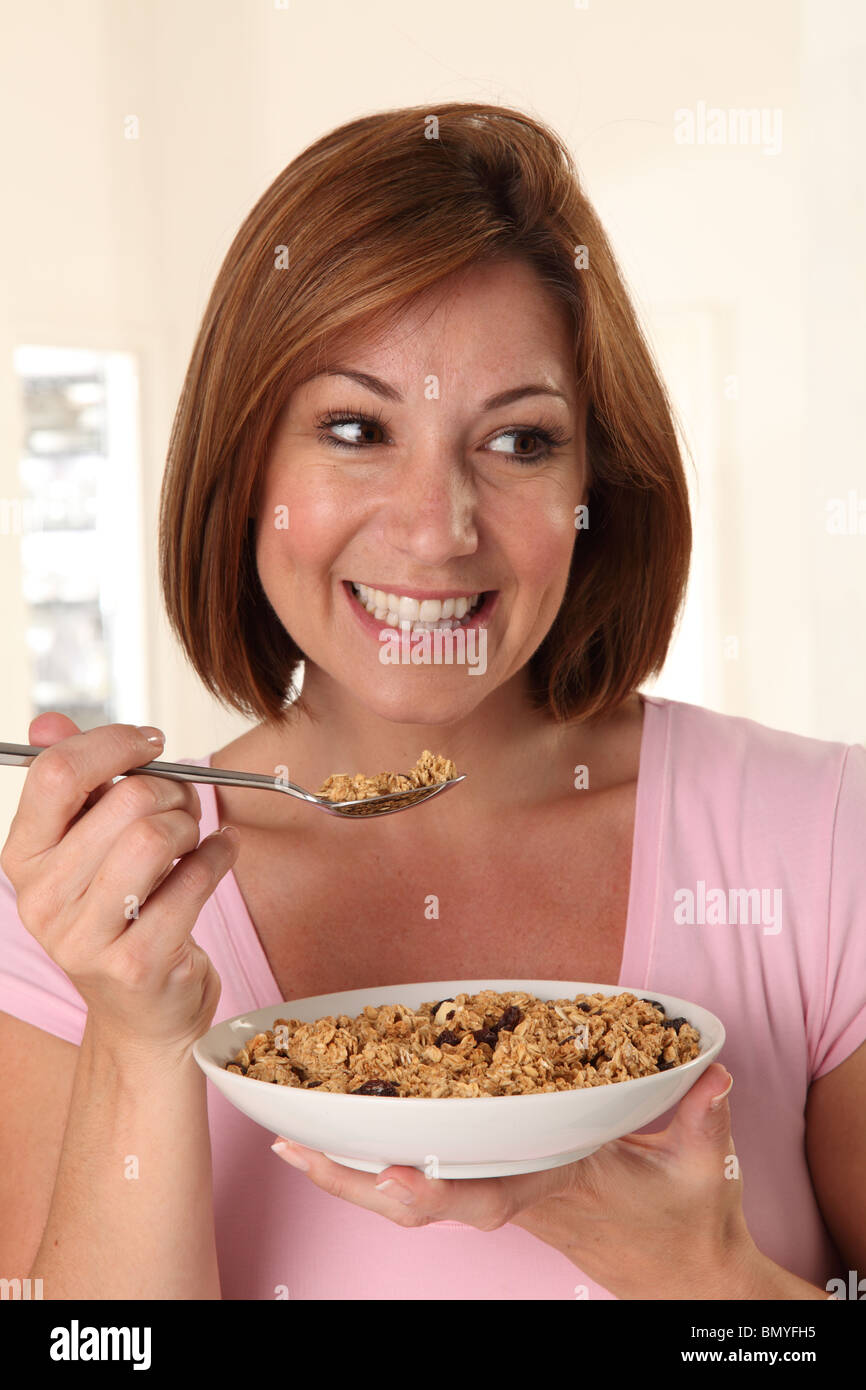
[710,1071,733,1109]
[271,1140,310,1171]
[137,725,165,746]
[219,825,240,842]
[374,1178,416,1205]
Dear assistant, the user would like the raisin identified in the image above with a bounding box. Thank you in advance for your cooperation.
[472,1027,499,1048]
[352,1079,399,1096]
[495,1005,522,1033]
[665,1017,688,1032]
[644,999,666,1013]
[577,1002,592,1012]
[589,1052,606,1068]
[435,1029,462,1048]
[656,1057,675,1072]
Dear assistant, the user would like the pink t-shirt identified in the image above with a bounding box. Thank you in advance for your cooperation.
[1,693,864,1300]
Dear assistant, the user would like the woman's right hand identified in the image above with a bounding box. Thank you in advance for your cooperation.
[0,711,239,1057]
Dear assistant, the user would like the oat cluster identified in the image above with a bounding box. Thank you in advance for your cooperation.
[317,750,457,803]
[223,990,701,1097]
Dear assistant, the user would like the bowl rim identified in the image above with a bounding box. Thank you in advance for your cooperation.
[193,978,725,1104]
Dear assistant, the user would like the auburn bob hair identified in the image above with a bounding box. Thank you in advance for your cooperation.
[159,100,691,727]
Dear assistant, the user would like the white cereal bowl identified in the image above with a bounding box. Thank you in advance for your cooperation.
[193,980,725,1178]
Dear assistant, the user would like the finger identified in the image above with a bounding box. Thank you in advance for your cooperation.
[147,856,182,899]
[373,1159,577,1229]
[613,1064,734,1188]
[42,769,201,904]
[125,824,238,960]
[270,1142,435,1223]
[9,722,166,864]
[664,1063,734,1157]
[26,712,111,821]
[271,1140,574,1230]
[56,807,204,958]
[29,710,82,746]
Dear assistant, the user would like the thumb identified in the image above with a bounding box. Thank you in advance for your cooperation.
[29,710,83,748]
[668,1062,734,1150]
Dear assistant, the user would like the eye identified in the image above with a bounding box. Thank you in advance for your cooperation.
[316,408,388,450]
[486,425,571,465]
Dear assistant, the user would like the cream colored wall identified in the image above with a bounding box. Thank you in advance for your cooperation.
[0,0,863,839]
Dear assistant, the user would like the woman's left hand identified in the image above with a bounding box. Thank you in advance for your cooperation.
[271,1062,763,1299]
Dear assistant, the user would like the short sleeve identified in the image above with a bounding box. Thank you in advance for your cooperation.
[811,741,866,1079]
[0,864,87,1046]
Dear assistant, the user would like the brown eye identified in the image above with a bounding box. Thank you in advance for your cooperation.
[348,420,385,445]
[316,410,388,450]
[487,426,569,465]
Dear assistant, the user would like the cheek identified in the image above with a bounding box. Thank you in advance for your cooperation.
[506,491,577,586]
[255,472,364,576]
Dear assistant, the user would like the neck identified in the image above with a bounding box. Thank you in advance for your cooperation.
[264,662,580,814]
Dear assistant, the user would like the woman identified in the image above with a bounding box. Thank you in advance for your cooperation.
[0,102,862,1301]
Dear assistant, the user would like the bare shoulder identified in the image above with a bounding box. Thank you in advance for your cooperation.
[805,1037,866,1273]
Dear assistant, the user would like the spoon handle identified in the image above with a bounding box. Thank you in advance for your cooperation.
[0,743,317,802]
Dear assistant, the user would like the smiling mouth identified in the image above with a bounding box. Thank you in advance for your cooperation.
[347,581,489,631]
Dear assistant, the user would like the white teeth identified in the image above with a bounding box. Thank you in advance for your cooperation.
[398,595,419,622]
[350,582,484,632]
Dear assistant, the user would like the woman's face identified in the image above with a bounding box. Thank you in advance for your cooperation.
[255,256,587,724]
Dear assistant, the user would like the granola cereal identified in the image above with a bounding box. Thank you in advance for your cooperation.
[223,990,702,1097]
[317,750,457,803]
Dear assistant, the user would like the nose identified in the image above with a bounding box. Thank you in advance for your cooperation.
[382,440,479,568]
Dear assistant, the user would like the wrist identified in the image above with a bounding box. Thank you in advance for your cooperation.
[81,1015,201,1079]
[632,1233,771,1300]
[517,1213,769,1301]
[635,1241,832,1301]
[732,1248,835,1300]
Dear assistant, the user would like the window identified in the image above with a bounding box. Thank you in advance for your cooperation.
[12,346,145,729]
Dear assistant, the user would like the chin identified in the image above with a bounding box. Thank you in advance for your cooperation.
[347,675,491,727]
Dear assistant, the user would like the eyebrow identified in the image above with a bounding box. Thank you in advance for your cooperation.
[301,367,568,412]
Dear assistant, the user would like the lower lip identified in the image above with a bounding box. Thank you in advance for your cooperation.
[343,581,498,641]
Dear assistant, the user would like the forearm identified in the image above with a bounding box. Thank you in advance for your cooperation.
[31,1019,219,1299]
[516,1207,831,1300]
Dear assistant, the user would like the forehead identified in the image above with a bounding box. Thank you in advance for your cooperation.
[314,258,576,393]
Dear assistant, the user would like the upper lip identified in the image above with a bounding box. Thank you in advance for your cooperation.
[346,580,491,600]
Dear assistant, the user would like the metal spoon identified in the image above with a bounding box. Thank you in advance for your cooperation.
[0,743,465,819]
